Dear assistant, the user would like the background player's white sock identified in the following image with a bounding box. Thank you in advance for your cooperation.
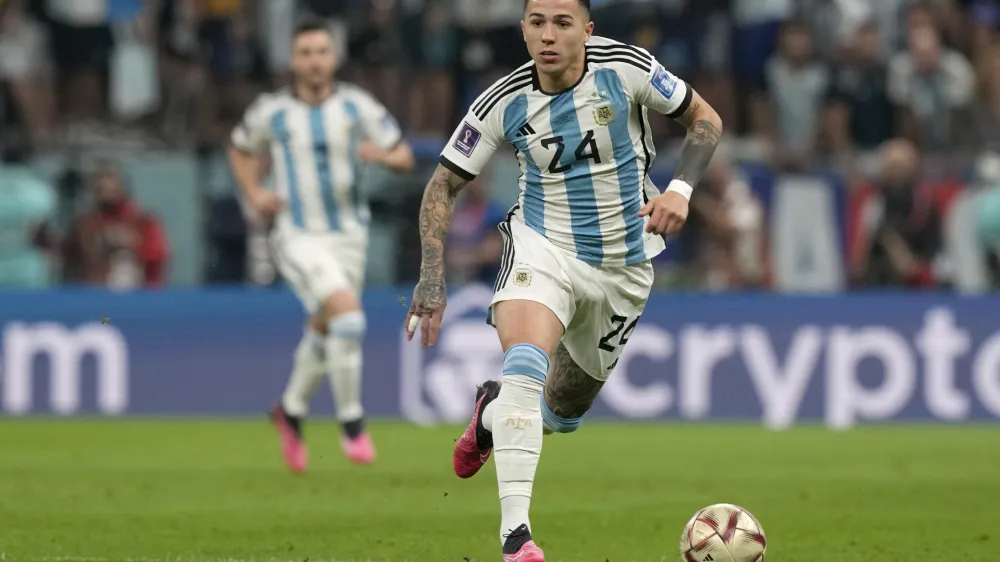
[492,344,548,545]
[281,328,326,417]
[325,312,366,426]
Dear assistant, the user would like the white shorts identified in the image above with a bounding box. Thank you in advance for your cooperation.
[489,214,654,382]
[268,228,367,314]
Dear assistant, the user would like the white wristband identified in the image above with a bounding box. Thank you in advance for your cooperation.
[665,179,693,201]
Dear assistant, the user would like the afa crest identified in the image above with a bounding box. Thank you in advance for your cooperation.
[594,104,614,126]
[592,89,614,126]
[513,267,532,287]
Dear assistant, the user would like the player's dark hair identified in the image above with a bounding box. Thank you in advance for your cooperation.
[294,17,331,38]
[524,0,591,13]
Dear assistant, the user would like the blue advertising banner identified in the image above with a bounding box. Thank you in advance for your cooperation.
[2,285,1000,428]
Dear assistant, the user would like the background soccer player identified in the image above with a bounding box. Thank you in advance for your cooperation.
[405,0,722,559]
[229,19,414,471]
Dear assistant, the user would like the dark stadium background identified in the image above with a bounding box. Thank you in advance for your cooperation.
[0,1,998,561]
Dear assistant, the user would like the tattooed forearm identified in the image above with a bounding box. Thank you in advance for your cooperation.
[544,343,603,419]
[672,98,723,187]
[417,164,468,283]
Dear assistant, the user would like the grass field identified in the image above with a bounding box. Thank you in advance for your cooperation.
[0,420,997,562]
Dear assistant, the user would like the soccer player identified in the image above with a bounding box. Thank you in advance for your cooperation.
[228,20,414,471]
[404,0,722,559]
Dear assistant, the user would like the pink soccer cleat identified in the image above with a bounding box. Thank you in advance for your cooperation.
[503,524,545,561]
[270,403,308,473]
[341,431,376,465]
[453,380,502,479]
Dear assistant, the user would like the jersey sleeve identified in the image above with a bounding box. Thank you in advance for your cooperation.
[439,102,505,181]
[230,95,274,154]
[625,52,693,119]
[352,90,404,150]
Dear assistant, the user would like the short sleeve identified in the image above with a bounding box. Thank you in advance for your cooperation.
[351,90,404,150]
[230,95,274,155]
[439,106,504,181]
[629,58,692,118]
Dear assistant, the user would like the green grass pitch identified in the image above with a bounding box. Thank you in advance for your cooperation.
[0,420,997,562]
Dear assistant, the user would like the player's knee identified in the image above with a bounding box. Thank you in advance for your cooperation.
[502,343,550,384]
[327,311,366,341]
[540,396,582,433]
[321,289,361,320]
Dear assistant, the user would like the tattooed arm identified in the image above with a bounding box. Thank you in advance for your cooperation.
[670,90,724,189]
[405,164,470,347]
[639,88,723,235]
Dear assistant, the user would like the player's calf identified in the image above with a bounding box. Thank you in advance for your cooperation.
[540,396,582,433]
[539,343,603,434]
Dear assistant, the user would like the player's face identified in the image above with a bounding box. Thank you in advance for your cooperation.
[522,0,594,75]
[292,30,338,87]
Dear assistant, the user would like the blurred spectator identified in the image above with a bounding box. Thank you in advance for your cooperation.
[399,0,457,139]
[446,177,506,287]
[41,0,116,130]
[849,139,948,288]
[825,21,898,180]
[61,160,169,289]
[157,0,204,144]
[676,144,769,290]
[888,23,975,150]
[0,0,56,149]
[763,19,830,172]
[0,151,57,288]
[730,0,793,135]
[455,0,524,110]
[800,0,874,63]
[347,0,405,123]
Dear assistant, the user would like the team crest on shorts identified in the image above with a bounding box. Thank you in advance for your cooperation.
[513,267,532,287]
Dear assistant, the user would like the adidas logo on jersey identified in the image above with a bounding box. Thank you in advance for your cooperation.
[515,123,536,138]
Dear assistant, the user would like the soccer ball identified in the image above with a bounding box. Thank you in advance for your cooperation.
[679,503,767,562]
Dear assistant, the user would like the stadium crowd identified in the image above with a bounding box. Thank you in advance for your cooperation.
[2,0,1000,292]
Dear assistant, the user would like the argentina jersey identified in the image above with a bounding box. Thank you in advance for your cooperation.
[440,36,692,267]
[231,84,402,234]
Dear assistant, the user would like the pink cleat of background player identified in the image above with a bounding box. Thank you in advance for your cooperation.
[341,432,376,464]
[270,404,308,473]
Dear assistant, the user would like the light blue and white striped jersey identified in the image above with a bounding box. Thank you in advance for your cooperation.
[440,36,692,267]
[231,84,402,234]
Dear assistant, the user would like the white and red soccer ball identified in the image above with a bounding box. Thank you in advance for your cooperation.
[680,503,767,562]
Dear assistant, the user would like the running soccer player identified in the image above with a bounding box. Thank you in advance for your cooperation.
[229,19,414,471]
[404,0,722,559]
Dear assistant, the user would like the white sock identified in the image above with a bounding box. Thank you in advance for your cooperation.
[482,400,496,432]
[326,312,366,423]
[501,495,531,540]
[493,343,549,546]
[281,328,326,417]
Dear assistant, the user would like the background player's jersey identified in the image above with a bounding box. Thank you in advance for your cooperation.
[440,36,692,267]
[231,84,402,235]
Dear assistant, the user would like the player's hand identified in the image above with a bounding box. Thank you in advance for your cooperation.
[357,142,387,165]
[248,189,283,221]
[639,191,689,235]
[405,276,447,348]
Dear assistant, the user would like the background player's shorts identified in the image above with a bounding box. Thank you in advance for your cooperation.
[489,214,654,382]
[268,228,367,314]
